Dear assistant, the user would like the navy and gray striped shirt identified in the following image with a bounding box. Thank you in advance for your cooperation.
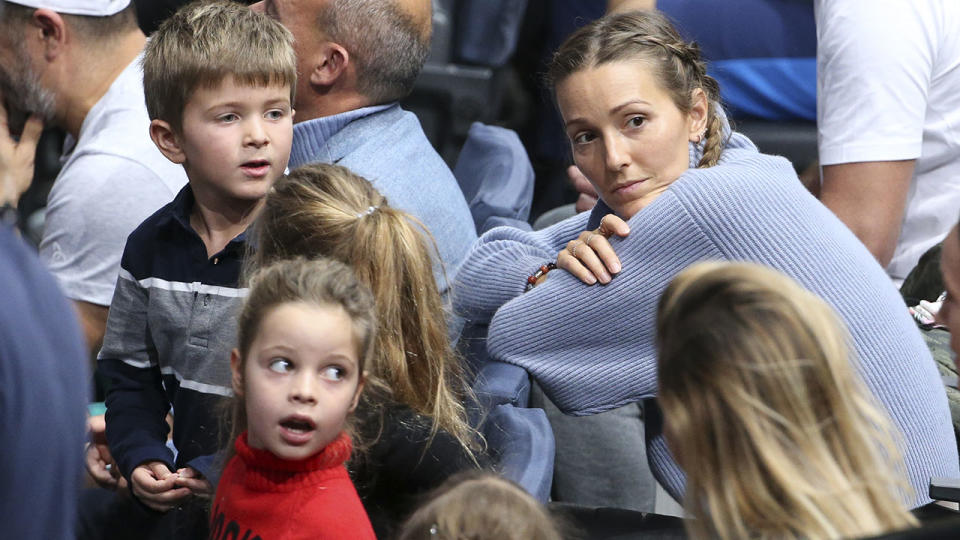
[100,185,246,481]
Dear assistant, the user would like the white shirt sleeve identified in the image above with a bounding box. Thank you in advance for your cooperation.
[816,0,934,165]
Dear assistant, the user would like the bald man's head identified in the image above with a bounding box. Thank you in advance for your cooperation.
[396,0,431,37]
[315,0,431,104]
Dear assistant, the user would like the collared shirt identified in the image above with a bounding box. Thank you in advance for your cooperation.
[288,103,393,169]
[99,185,247,480]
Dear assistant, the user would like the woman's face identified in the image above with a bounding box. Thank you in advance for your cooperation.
[557,60,706,220]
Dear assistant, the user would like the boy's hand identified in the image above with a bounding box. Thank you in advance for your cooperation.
[130,461,190,512]
[175,467,212,498]
[84,415,127,491]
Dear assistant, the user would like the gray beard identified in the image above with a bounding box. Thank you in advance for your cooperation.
[0,47,56,133]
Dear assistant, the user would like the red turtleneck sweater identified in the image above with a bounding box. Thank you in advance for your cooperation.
[210,431,376,540]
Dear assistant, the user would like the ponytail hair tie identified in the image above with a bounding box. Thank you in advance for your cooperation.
[357,205,378,219]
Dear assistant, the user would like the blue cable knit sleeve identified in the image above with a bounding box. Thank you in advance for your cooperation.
[452,213,591,323]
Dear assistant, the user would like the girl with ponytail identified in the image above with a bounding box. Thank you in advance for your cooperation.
[249,163,484,538]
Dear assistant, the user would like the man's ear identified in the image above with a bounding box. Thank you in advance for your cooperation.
[230,348,244,397]
[149,119,186,164]
[32,8,68,61]
[308,42,350,88]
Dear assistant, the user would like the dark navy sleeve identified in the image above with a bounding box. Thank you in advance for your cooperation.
[100,240,176,480]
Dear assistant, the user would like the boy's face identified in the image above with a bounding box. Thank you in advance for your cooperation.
[174,75,293,206]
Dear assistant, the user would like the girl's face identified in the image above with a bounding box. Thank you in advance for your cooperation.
[231,301,364,460]
[556,60,707,220]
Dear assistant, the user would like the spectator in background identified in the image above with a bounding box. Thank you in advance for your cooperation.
[249,0,476,318]
[0,0,187,356]
[0,220,89,539]
[816,0,960,285]
[939,221,960,371]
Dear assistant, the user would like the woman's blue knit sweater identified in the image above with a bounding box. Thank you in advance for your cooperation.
[453,133,958,507]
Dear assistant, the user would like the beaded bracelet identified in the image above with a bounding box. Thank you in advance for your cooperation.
[524,262,558,292]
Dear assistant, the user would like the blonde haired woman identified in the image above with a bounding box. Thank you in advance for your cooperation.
[249,163,483,537]
[657,262,917,539]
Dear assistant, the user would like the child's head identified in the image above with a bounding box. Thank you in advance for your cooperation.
[656,261,916,539]
[397,472,563,540]
[229,257,375,460]
[249,163,477,454]
[143,0,296,200]
[143,0,296,133]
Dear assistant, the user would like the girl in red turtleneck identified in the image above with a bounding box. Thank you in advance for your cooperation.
[210,258,377,540]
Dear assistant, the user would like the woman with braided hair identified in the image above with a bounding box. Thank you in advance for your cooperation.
[453,9,957,512]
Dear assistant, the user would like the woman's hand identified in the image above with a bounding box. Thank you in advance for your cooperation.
[558,214,630,284]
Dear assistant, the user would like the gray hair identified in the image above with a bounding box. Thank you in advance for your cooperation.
[316,0,430,104]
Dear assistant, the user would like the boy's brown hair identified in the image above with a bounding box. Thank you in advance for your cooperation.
[142,0,296,132]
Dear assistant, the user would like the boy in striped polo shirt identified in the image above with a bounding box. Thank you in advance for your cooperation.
[96,2,294,533]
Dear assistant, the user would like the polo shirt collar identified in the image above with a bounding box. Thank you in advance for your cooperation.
[158,184,250,246]
[158,184,195,232]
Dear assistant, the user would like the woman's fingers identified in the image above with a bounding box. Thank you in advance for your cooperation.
[559,241,598,284]
[586,233,622,275]
[559,236,616,285]
[577,234,614,283]
[599,214,631,237]
[557,214,631,285]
